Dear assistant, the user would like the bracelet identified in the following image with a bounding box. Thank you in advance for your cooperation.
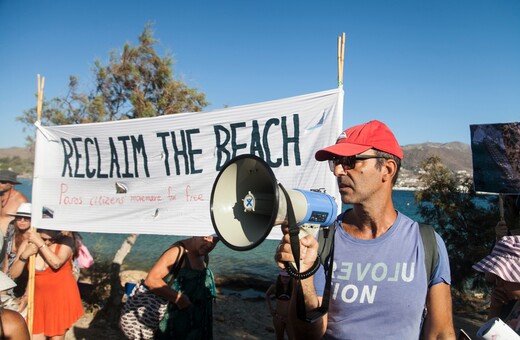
[19,256,28,262]
[39,243,46,249]
[174,292,182,304]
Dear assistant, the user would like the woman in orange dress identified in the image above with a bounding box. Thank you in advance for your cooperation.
[10,228,84,340]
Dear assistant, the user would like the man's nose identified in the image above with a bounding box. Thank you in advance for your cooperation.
[333,164,347,177]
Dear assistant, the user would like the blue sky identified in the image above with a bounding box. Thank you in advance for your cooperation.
[1,0,518,148]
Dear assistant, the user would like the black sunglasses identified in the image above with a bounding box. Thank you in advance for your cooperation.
[328,155,387,172]
[14,216,31,221]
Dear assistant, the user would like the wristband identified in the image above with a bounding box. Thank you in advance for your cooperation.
[19,256,28,262]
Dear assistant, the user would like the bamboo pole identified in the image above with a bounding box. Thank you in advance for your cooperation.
[27,74,44,338]
[337,33,346,87]
[37,74,45,121]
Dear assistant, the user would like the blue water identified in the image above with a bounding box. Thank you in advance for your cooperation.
[16,180,422,282]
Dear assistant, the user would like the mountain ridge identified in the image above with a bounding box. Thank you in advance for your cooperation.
[0,142,474,180]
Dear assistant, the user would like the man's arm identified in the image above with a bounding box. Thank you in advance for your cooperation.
[423,282,456,339]
[287,277,327,339]
[276,229,327,339]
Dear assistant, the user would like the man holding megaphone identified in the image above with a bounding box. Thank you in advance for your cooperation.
[275,120,456,339]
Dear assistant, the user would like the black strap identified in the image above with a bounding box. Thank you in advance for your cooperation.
[279,183,335,322]
[164,242,187,285]
[301,226,335,323]
[278,184,302,275]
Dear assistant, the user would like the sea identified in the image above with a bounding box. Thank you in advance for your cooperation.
[15,179,493,283]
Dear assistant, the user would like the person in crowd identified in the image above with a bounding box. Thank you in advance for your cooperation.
[10,228,84,340]
[0,270,30,340]
[144,235,219,339]
[473,235,520,322]
[0,203,32,316]
[0,170,28,236]
[495,220,510,240]
[0,228,30,340]
[0,306,31,340]
[495,195,520,240]
[265,269,293,340]
[0,272,31,340]
[485,196,520,320]
[275,120,455,339]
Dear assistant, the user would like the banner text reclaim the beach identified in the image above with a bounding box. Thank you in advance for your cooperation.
[31,88,343,236]
[59,114,302,179]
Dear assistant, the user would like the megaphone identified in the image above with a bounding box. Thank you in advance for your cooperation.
[210,154,338,251]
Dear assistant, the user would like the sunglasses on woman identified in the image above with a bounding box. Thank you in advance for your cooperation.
[15,216,31,222]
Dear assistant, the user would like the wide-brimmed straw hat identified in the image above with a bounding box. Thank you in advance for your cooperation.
[0,170,21,185]
[473,236,520,283]
[7,202,31,218]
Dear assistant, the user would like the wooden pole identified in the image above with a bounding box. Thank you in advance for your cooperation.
[36,74,45,121]
[337,33,346,87]
[27,74,44,338]
[499,194,505,222]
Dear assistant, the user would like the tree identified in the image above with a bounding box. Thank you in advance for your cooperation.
[414,156,498,291]
[17,23,208,143]
[17,23,208,326]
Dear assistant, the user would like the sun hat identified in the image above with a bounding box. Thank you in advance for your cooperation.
[0,170,21,184]
[7,202,32,218]
[473,236,520,283]
[315,120,403,161]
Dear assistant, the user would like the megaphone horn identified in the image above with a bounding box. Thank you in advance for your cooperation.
[210,154,338,251]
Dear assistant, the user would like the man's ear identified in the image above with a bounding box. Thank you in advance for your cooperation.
[382,159,397,182]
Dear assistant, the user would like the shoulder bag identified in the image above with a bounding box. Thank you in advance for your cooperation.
[119,243,186,339]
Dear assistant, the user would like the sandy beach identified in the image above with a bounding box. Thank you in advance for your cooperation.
[66,292,276,340]
[60,270,489,340]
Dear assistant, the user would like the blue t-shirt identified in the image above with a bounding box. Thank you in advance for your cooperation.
[314,211,451,340]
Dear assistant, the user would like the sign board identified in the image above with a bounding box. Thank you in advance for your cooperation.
[31,88,344,237]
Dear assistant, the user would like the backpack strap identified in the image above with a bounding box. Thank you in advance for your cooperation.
[418,223,439,282]
[418,223,439,338]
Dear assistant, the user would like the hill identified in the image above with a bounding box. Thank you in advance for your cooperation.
[0,143,473,184]
[402,142,472,173]
[0,147,34,177]
[396,142,472,190]
[0,147,34,160]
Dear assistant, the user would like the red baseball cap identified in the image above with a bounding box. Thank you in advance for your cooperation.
[315,120,403,161]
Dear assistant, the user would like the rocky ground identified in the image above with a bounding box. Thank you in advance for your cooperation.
[61,270,489,339]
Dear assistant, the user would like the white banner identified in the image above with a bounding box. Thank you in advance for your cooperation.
[31,88,343,237]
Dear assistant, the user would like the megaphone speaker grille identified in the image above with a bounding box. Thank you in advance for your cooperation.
[210,155,279,251]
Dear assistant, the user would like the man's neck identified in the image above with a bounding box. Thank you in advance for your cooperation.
[1,188,13,204]
[343,204,398,239]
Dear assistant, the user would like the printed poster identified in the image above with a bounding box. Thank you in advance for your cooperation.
[470,122,520,194]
